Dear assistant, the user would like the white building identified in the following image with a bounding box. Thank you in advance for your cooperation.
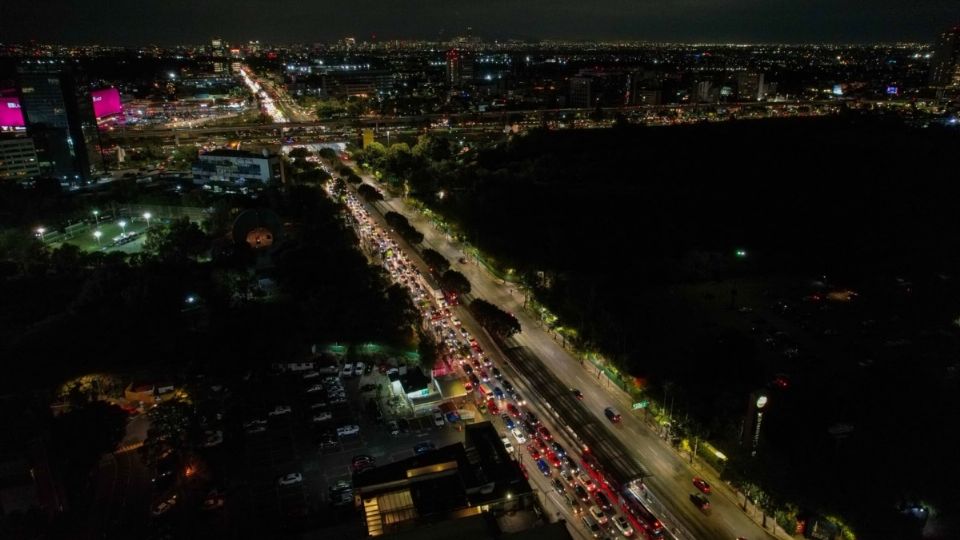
[192,148,283,185]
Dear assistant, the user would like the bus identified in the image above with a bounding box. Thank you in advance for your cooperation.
[622,482,664,537]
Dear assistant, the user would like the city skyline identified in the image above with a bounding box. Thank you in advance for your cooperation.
[1,0,958,45]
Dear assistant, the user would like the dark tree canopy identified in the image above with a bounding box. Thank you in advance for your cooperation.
[421,249,450,274]
[440,270,471,296]
[469,298,521,338]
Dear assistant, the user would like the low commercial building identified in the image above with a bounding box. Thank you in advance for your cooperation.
[0,135,40,181]
[191,148,283,185]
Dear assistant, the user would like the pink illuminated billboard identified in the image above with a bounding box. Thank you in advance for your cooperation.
[0,94,25,128]
[91,87,122,119]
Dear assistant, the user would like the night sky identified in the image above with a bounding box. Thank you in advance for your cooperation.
[1,0,957,45]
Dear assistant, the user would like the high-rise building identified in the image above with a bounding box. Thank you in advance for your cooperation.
[929,26,960,88]
[0,135,40,181]
[446,49,473,86]
[736,72,765,101]
[569,76,593,108]
[16,61,96,181]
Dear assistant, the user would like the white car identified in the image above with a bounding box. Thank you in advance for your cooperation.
[501,436,515,454]
[337,424,360,437]
[302,371,320,379]
[589,505,608,524]
[341,363,354,377]
[245,426,267,435]
[151,494,178,516]
[277,472,303,486]
[243,419,267,429]
[511,427,527,444]
[268,406,292,416]
[313,412,332,423]
[433,412,445,426]
[203,430,223,447]
[613,515,634,536]
[354,362,366,374]
[310,402,328,410]
[306,384,323,393]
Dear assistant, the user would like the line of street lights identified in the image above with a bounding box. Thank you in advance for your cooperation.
[35,211,154,246]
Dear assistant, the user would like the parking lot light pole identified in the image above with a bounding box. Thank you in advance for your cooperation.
[93,230,102,246]
[119,220,127,236]
[143,212,152,228]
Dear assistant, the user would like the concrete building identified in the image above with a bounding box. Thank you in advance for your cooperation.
[191,148,283,185]
[352,422,560,538]
[930,26,960,89]
[568,77,592,108]
[16,61,97,181]
[446,49,474,86]
[736,72,765,101]
[0,135,40,181]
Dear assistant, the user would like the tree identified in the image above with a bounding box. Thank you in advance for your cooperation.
[470,298,521,338]
[421,248,450,274]
[418,330,441,372]
[413,134,454,162]
[385,211,410,230]
[345,172,363,184]
[318,147,338,160]
[52,401,127,500]
[441,270,471,295]
[357,184,384,202]
[401,227,424,245]
[288,147,311,160]
[143,217,210,262]
[298,167,332,184]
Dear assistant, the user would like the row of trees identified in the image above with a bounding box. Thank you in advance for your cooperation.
[384,211,424,244]
[469,299,521,338]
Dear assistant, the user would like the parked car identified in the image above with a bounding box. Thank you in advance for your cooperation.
[603,407,622,423]
[277,472,303,486]
[690,492,711,511]
[306,384,323,393]
[312,412,333,423]
[341,363,354,377]
[351,455,375,472]
[693,477,712,494]
[268,405,292,416]
[433,412,445,426]
[613,515,634,536]
[151,494,178,516]
[336,424,360,437]
[414,441,436,455]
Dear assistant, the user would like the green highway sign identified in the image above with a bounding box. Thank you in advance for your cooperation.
[632,400,649,410]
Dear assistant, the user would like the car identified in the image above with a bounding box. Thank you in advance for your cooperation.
[388,420,400,435]
[414,441,436,455]
[151,494,178,516]
[550,441,566,456]
[501,437,515,454]
[341,363,354,377]
[533,437,548,452]
[546,450,562,468]
[527,445,541,460]
[242,418,267,429]
[268,405,292,416]
[203,430,223,447]
[354,362,366,374]
[560,467,575,486]
[506,403,521,418]
[589,505,609,524]
[469,374,480,387]
[525,410,540,425]
[329,396,347,405]
[603,407,622,423]
[574,484,590,502]
[336,424,360,437]
[492,367,502,379]
[351,455,375,471]
[310,402,328,410]
[493,387,505,400]
[245,425,267,435]
[565,492,583,514]
[511,427,527,443]
[690,493,711,511]
[502,415,516,430]
[535,458,551,476]
[571,388,584,400]
[303,371,321,379]
[313,412,333,423]
[581,515,603,538]
[613,515,634,536]
[693,477,712,494]
[479,370,489,382]
[578,472,596,491]
[594,490,613,511]
[306,384,323,393]
[563,455,580,472]
[537,425,552,440]
[434,412,445,426]
[278,472,303,486]
[364,363,374,375]
[201,491,224,510]
[328,479,352,494]
[551,477,566,494]
[501,379,514,391]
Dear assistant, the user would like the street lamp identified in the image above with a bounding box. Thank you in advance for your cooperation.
[143,212,152,228]
[92,209,100,225]
[36,227,46,241]
[118,220,127,236]
[93,230,102,246]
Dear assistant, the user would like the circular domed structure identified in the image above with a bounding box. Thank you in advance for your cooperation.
[232,209,283,252]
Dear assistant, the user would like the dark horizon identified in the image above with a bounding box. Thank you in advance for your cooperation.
[1,0,957,46]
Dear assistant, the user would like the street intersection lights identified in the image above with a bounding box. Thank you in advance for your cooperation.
[143,212,152,228]
[93,230,102,246]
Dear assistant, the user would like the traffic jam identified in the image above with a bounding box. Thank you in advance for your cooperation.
[332,178,667,539]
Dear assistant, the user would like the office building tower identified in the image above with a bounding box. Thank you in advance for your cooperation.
[0,135,40,181]
[446,49,473,86]
[929,26,960,88]
[736,72,765,101]
[569,77,593,108]
[16,61,96,181]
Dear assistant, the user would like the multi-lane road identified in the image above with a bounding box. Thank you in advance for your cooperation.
[341,161,783,540]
